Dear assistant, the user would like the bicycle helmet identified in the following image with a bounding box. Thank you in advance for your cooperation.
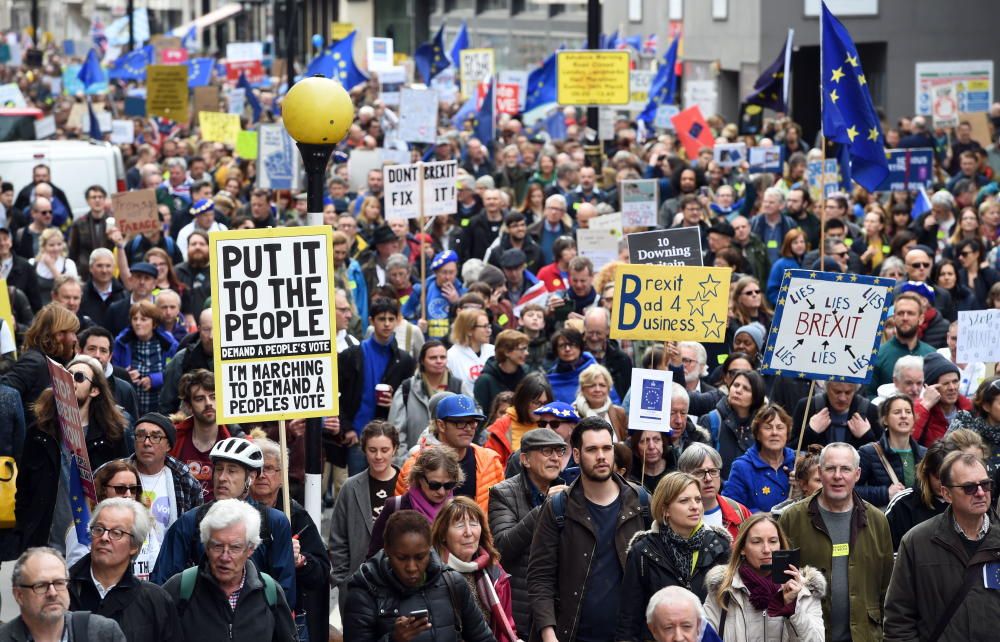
[209,437,264,470]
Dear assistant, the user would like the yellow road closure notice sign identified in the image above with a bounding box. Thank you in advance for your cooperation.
[557,51,631,106]
[610,264,732,342]
[210,226,339,423]
[146,65,189,121]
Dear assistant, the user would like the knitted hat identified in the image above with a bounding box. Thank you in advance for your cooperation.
[734,322,767,353]
[136,412,178,447]
[923,352,960,386]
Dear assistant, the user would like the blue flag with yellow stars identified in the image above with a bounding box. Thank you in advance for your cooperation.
[638,37,679,127]
[306,31,368,90]
[77,48,104,89]
[525,50,557,113]
[449,21,469,66]
[414,24,449,84]
[109,45,152,81]
[186,57,213,87]
[821,2,888,192]
[743,29,792,112]
[474,79,495,148]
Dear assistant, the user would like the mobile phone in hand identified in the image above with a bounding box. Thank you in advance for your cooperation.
[770,549,800,584]
[409,609,429,620]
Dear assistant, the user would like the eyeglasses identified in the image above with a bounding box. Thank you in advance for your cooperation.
[474,323,492,329]
[692,467,721,479]
[90,525,131,541]
[948,480,993,495]
[536,420,569,430]
[528,445,567,457]
[35,210,53,215]
[262,465,280,475]
[907,262,931,269]
[444,419,478,430]
[207,541,248,556]
[72,371,92,384]
[106,484,140,497]
[834,251,850,258]
[135,431,166,444]
[958,251,974,258]
[556,343,577,351]
[18,579,69,595]
[423,478,459,491]
[741,289,761,296]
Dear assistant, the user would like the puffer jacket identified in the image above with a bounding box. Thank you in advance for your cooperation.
[344,550,496,642]
[857,435,926,508]
[614,522,732,642]
[703,564,827,642]
[396,444,504,514]
[484,407,540,469]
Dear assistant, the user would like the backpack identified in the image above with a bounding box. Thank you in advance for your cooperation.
[550,482,651,531]
[189,500,272,566]
[706,410,721,450]
[176,565,277,615]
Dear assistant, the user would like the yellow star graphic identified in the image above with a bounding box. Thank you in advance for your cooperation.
[798,372,806,378]
[846,53,859,67]
[835,275,844,281]
[858,73,867,86]
[687,292,709,316]
[701,313,724,339]
[767,344,775,352]
[809,272,817,279]
[868,127,879,141]
[829,89,839,103]
[850,275,858,282]
[831,67,845,83]
[774,370,783,377]
[762,486,771,495]
[873,278,881,285]
[699,274,722,297]
[780,285,788,292]
[778,297,786,306]
[846,125,859,142]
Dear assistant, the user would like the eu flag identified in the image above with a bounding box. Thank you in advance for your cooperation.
[186,57,213,87]
[743,29,792,113]
[452,93,478,129]
[237,72,262,123]
[531,108,567,141]
[306,31,368,90]
[414,24,449,84]
[87,100,102,140]
[67,456,92,546]
[821,2,888,191]
[638,37,679,127]
[473,79,494,147]
[77,48,104,89]
[449,21,469,66]
[109,46,152,81]
[525,50,557,113]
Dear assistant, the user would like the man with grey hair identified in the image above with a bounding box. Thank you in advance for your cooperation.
[80,247,125,328]
[461,187,507,262]
[529,194,574,265]
[780,443,893,642]
[678,342,719,397]
[68,498,180,640]
[645,585,711,642]
[583,306,632,399]
[2,547,125,641]
[163,498,297,641]
[751,186,797,263]
[912,189,957,250]
[873,354,925,406]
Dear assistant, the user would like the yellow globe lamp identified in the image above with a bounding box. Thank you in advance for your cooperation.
[281,75,354,145]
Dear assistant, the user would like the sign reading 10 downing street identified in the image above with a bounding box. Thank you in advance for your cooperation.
[761,269,894,384]
[210,226,339,423]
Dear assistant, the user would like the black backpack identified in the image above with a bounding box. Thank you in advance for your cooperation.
[549,482,652,530]
[187,500,273,566]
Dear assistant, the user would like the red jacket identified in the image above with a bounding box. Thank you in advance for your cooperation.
[535,263,569,292]
[718,494,752,540]
[914,396,973,446]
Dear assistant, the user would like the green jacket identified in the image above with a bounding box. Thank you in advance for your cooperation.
[778,491,894,642]
[735,235,771,285]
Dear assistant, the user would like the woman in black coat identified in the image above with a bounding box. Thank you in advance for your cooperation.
[697,370,767,479]
[344,510,496,642]
[615,472,731,642]
[857,394,927,508]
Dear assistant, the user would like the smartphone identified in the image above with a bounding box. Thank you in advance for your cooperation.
[770,549,800,583]
[409,609,429,620]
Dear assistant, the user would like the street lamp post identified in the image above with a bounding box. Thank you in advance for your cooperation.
[279,75,355,526]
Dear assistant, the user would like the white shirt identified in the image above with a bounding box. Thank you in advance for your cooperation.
[177,220,227,260]
[447,343,495,395]
[91,568,117,600]
[139,468,177,532]
[30,255,77,280]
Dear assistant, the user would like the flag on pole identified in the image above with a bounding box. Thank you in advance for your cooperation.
[86,100,102,140]
[525,50,557,112]
[109,45,152,81]
[414,24,450,84]
[743,29,793,113]
[638,37,679,128]
[473,78,495,147]
[449,21,469,65]
[77,48,104,89]
[642,34,658,55]
[820,1,888,191]
[237,72,262,123]
[186,57,213,87]
[911,185,932,220]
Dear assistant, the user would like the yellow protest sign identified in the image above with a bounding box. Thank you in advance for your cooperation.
[557,51,631,106]
[146,65,189,121]
[200,112,241,146]
[459,49,495,100]
[610,264,732,342]
[330,22,355,41]
[236,130,258,159]
[0,279,15,357]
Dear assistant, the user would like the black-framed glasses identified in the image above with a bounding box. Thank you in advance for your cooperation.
[692,467,721,479]
[536,420,569,430]
[834,251,850,258]
[528,445,567,458]
[107,484,140,496]
[958,251,974,258]
[18,579,69,595]
[72,371,92,384]
[134,431,166,444]
[90,525,130,541]
[423,478,458,491]
[474,323,492,329]
[948,480,993,495]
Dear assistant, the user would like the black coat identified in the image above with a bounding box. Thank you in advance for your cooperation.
[344,550,495,642]
[615,524,731,642]
[80,278,126,331]
[275,496,330,642]
[791,391,882,451]
[697,398,754,480]
[105,297,140,338]
[596,339,633,401]
[3,255,42,312]
[68,555,181,642]
[883,486,947,551]
[337,340,416,434]
[473,358,525,414]
[857,435,927,507]
[14,427,60,554]
[461,211,505,263]
[0,348,56,421]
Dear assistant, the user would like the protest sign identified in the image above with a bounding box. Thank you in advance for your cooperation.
[431,67,459,104]
[257,123,300,190]
[713,142,747,168]
[628,368,676,433]
[748,146,782,173]
[33,114,55,139]
[807,159,840,203]
[627,227,703,267]
[761,270,894,384]
[124,95,146,117]
[379,66,406,106]
[112,189,159,237]
[146,65,188,121]
[97,111,112,133]
[161,48,187,65]
[961,112,992,147]
[200,112,241,146]
[956,309,1000,364]
[611,264,731,342]
[66,103,89,130]
[496,83,520,115]
[398,88,438,144]
[47,360,97,513]
[684,79,719,117]
[151,35,182,63]
[236,131,257,159]
[192,85,221,124]
[654,104,679,130]
[226,42,264,62]
[620,179,659,227]
[367,37,394,72]
[0,279,14,355]
[226,60,265,85]
[629,69,657,112]
[330,22,355,41]
[874,148,934,192]
[598,108,616,141]
[0,83,26,107]
[62,64,108,95]
[557,51,630,106]
[347,149,383,191]
[227,87,246,115]
[383,161,458,220]
[931,83,959,129]
[671,106,714,159]
[109,119,134,144]
[577,227,620,272]
[498,70,528,111]
[590,212,623,236]
[460,49,495,100]
[211,226,339,423]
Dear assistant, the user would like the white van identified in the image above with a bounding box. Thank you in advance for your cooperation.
[0,140,126,220]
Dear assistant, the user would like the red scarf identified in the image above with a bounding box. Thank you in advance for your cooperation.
[917,307,937,340]
[738,563,796,618]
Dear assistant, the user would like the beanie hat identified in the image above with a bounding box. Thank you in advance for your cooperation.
[923,352,960,386]
[734,322,767,353]
[136,412,178,447]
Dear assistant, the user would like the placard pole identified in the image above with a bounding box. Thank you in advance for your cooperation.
[419,162,427,324]
[818,137,828,268]
[795,380,817,456]
[278,419,292,522]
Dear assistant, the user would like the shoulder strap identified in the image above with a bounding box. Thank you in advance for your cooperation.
[551,489,568,531]
[708,410,721,449]
[401,378,412,410]
[718,593,729,637]
[71,611,90,640]
[871,443,902,487]
[260,572,277,607]
[928,562,982,641]
[256,503,272,544]
[441,570,464,635]
[177,566,199,614]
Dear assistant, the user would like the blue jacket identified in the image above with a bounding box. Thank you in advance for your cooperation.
[148,498,297,609]
[111,327,179,390]
[724,445,796,513]
[766,256,803,306]
[401,276,466,340]
[345,259,368,325]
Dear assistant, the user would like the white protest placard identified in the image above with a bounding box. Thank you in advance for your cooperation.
[683,79,718,118]
[110,119,135,144]
[367,37,394,72]
[956,309,1000,364]
[431,67,459,104]
[598,107,616,141]
[629,69,657,112]
[97,110,113,133]
[931,83,959,129]
[227,88,246,115]
[748,146,782,173]
[33,114,56,139]
[211,226,339,423]
[590,212,623,236]
[498,70,528,111]
[628,368,676,433]
[257,123,301,191]
[460,49,495,100]
[0,83,27,108]
[620,179,658,227]
[383,161,458,220]
[398,87,438,144]
[577,227,620,272]
[379,66,406,106]
[761,269,894,384]
[226,42,263,62]
[654,104,679,129]
[347,149,383,192]
[713,142,747,168]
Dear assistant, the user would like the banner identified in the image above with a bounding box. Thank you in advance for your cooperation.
[619,179,659,227]
[398,88,438,143]
[236,131,257,159]
[459,49,494,100]
[47,360,96,544]
[211,226,339,422]
[713,142,747,168]
[671,106,714,159]
[748,146,782,173]
[576,227,620,272]
[627,227,703,267]
[200,112,241,146]
[874,148,934,192]
[498,70,528,112]
[957,309,1000,364]
[915,60,993,116]
[611,264,731,342]
[256,123,300,190]
[146,65,188,121]
[226,42,263,62]
[628,69,657,112]
[379,66,406,106]
[628,368,676,433]
[761,269,894,384]
[384,161,458,219]
[109,119,134,144]
[111,189,159,237]
[807,159,840,203]
[556,51,631,106]
[226,60,264,85]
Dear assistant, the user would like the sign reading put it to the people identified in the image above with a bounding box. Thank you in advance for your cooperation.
[556,50,630,106]
[610,264,731,342]
[111,189,159,237]
[761,269,894,384]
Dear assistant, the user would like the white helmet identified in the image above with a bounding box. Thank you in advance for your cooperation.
[209,438,264,471]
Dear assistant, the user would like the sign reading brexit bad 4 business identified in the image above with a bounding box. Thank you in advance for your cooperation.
[210,226,339,422]
[761,269,893,384]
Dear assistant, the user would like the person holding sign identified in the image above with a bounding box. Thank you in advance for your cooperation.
[403,251,466,341]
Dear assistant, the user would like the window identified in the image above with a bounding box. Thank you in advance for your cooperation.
[478,0,509,11]
[712,0,728,20]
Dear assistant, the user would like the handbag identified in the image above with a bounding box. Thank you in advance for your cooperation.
[0,456,17,528]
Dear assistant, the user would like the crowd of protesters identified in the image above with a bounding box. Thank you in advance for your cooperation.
[2,35,1000,642]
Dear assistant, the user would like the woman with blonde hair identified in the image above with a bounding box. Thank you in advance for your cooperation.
[704,513,825,641]
[447,307,495,395]
[615,472,731,641]
[573,363,627,440]
[358,195,384,242]
[431,497,517,642]
[32,227,78,304]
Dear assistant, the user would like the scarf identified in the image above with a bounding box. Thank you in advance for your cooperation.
[574,394,612,420]
[406,483,451,523]
[738,563,796,618]
[917,307,938,340]
[443,549,517,642]
[661,522,707,584]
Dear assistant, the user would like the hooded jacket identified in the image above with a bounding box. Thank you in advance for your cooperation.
[388,372,465,459]
[474,357,526,414]
[402,276,467,340]
[724,445,797,513]
[546,352,600,405]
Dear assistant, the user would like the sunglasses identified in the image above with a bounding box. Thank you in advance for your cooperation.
[423,479,458,492]
[948,480,993,495]
[907,262,931,269]
[741,289,761,296]
[72,371,92,384]
[536,420,569,429]
[107,484,140,496]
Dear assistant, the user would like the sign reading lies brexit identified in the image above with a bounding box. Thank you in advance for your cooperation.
[762,269,893,384]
